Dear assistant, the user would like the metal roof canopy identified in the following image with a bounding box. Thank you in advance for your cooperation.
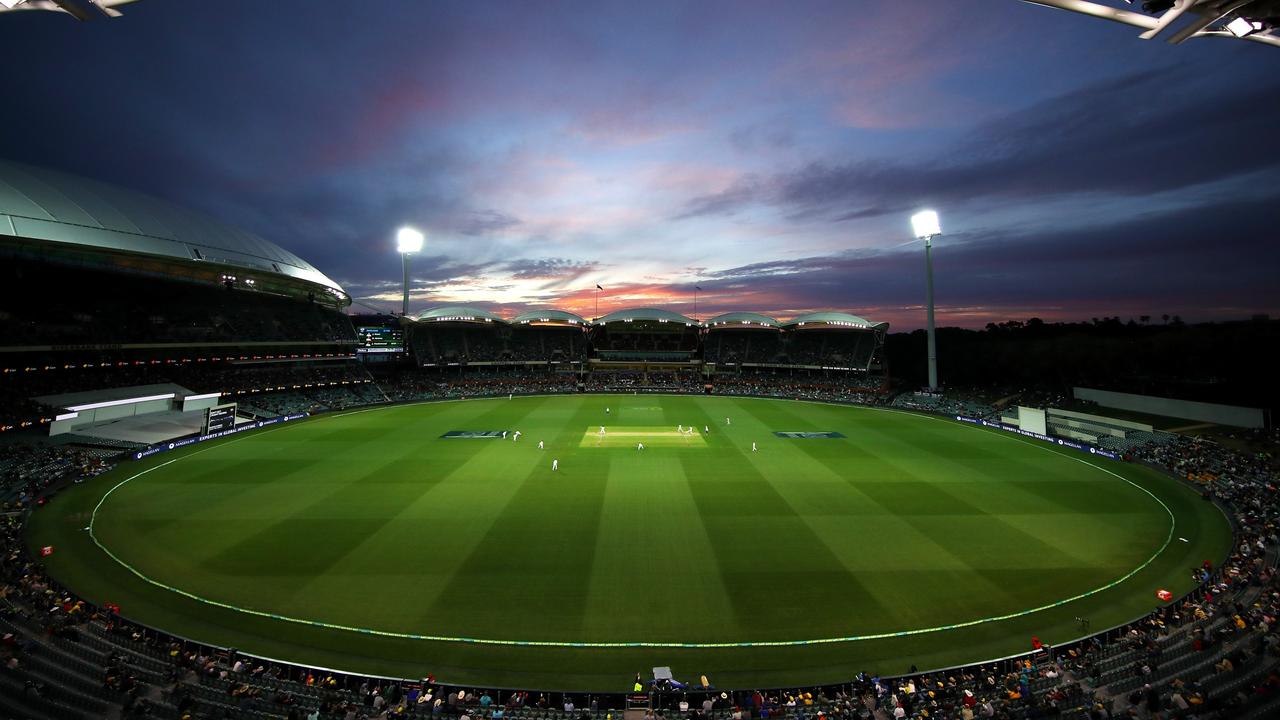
[510,308,588,326]
[705,312,782,329]
[782,312,887,331]
[0,159,346,299]
[414,306,507,324]
[593,307,699,327]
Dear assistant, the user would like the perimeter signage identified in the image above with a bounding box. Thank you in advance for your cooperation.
[773,431,847,439]
[440,430,507,439]
[132,412,309,460]
[954,415,1119,460]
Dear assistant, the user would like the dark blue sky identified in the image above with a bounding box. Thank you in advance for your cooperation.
[2,0,1277,327]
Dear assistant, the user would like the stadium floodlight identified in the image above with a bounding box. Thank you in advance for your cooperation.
[910,210,941,392]
[396,226,424,316]
[911,210,941,240]
[396,226,424,253]
[1226,17,1259,38]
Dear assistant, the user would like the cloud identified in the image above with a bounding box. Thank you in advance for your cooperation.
[457,210,522,236]
[683,191,1280,328]
[505,258,603,282]
[678,68,1280,222]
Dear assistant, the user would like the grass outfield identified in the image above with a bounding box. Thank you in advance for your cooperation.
[28,395,1232,690]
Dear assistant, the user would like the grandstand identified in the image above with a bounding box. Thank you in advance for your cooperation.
[780,312,887,371]
[704,312,783,364]
[589,307,702,362]
[0,160,365,440]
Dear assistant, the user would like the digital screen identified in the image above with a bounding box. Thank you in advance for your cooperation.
[357,326,405,353]
[205,404,237,434]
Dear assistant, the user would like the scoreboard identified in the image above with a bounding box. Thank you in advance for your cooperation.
[357,326,405,353]
[204,403,237,434]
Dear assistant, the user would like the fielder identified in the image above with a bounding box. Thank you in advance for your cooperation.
[552,459,559,471]
[513,430,521,442]
[537,440,544,450]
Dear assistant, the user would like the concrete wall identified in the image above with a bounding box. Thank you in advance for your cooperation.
[1073,387,1266,429]
[1048,407,1152,433]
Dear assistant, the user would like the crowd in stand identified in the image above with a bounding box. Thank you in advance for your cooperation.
[711,373,884,405]
[704,333,782,364]
[889,393,998,420]
[1129,434,1277,491]
[246,383,387,417]
[583,371,702,391]
[504,330,586,362]
[1,360,370,427]
[0,442,111,502]
[373,367,580,404]
[0,280,354,348]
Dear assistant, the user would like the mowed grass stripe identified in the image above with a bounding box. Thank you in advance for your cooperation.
[421,403,607,640]
[582,454,738,641]
[730,401,1030,627]
[99,395,564,628]
[80,395,1186,656]
[734,398,1161,620]
[679,446,892,640]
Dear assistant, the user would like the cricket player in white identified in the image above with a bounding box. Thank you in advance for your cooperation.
[552,459,559,471]
[537,440,544,450]
[637,442,644,450]
[752,442,757,452]
[513,430,521,442]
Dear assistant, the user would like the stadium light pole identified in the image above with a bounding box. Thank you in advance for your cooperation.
[396,227,424,317]
[911,210,941,392]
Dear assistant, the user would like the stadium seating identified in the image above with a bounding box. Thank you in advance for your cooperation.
[0,262,355,348]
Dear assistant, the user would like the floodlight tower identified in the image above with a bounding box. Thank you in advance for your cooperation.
[911,210,941,391]
[396,227,424,317]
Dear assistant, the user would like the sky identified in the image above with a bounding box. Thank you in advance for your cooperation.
[1,0,1278,329]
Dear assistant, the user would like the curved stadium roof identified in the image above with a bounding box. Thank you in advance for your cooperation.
[705,311,781,329]
[510,309,587,325]
[594,307,698,326]
[415,306,506,324]
[783,311,887,330]
[0,159,344,298]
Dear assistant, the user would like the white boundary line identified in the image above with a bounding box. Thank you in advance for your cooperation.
[81,394,1183,649]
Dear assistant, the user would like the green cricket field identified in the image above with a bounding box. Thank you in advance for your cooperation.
[27,394,1232,690]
